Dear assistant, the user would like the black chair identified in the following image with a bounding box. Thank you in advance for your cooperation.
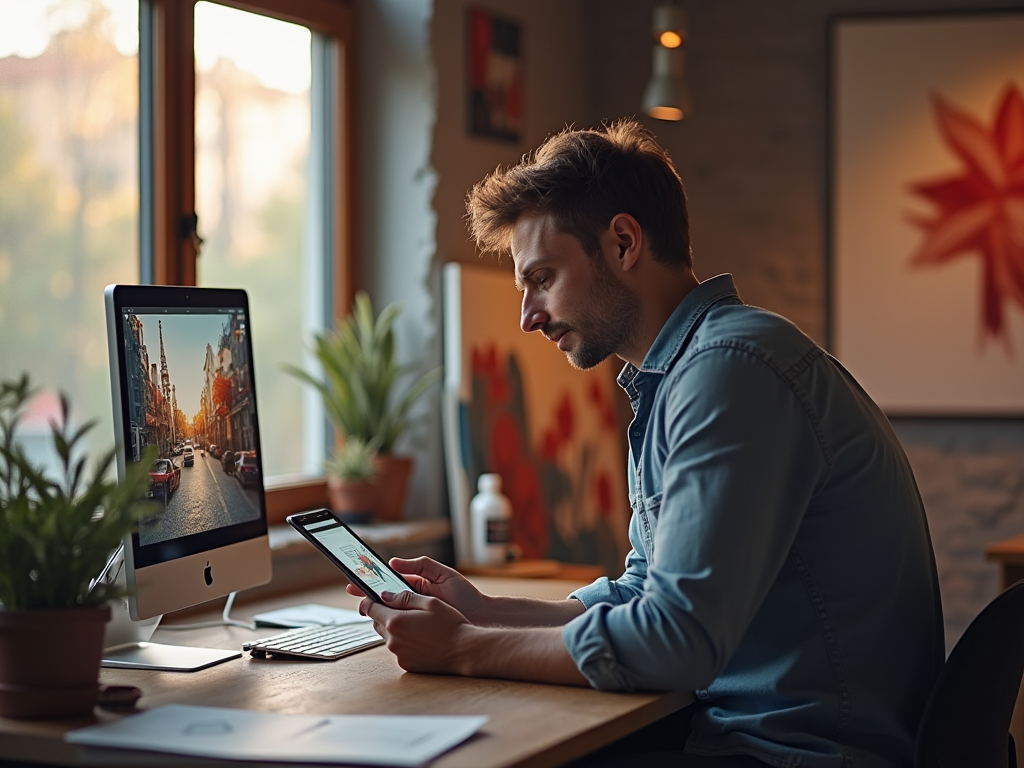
[915,580,1024,768]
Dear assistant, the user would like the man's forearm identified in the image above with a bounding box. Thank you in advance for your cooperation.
[457,624,588,686]
[477,594,587,627]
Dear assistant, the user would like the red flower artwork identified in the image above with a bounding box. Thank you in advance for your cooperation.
[555,393,575,443]
[907,83,1024,348]
[594,470,613,520]
[466,342,626,569]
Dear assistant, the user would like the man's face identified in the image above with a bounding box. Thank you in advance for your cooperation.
[512,213,641,370]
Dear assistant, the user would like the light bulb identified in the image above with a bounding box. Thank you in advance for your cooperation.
[659,30,682,49]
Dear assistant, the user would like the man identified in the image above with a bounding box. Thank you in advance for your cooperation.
[351,120,944,767]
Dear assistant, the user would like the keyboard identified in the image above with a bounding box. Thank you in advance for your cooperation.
[243,622,383,660]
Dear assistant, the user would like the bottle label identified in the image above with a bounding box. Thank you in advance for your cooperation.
[486,518,511,544]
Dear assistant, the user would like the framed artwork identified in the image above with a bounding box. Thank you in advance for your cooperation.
[829,11,1024,415]
[442,263,630,576]
[466,6,524,142]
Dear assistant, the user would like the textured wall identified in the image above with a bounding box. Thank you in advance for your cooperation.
[588,1,824,339]
[588,0,1024,650]
[896,421,1024,651]
[431,0,594,268]
[357,0,443,521]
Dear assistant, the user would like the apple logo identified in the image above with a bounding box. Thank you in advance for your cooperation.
[204,561,213,586]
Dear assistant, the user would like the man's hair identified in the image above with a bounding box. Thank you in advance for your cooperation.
[465,119,691,268]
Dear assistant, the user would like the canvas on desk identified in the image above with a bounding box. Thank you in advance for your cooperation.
[442,262,629,575]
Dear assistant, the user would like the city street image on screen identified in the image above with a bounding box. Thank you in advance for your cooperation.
[120,309,261,546]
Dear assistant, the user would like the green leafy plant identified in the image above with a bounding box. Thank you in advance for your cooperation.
[323,437,380,484]
[0,374,156,610]
[285,290,441,454]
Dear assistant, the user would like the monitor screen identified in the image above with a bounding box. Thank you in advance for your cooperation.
[106,285,272,620]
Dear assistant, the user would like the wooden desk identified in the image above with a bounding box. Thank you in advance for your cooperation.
[0,577,692,768]
[984,534,1024,767]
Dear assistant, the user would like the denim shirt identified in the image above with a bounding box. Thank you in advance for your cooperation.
[562,275,944,768]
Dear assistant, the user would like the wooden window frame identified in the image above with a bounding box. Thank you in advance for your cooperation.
[144,0,356,524]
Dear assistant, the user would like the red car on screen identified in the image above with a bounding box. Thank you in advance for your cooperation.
[148,458,180,501]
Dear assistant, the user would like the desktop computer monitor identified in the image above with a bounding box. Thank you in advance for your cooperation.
[105,284,272,626]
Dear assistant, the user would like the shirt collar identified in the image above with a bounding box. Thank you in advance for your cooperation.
[617,273,741,387]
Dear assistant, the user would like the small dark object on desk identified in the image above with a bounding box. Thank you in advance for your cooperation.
[96,684,142,711]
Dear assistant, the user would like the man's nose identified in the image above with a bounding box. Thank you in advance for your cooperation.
[521,292,548,334]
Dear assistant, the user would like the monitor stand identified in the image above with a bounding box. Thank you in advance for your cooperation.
[95,546,242,672]
[101,641,239,672]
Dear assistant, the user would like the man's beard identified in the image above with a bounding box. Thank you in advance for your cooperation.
[546,255,642,371]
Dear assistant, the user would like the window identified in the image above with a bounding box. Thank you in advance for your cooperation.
[0,0,354,524]
[193,4,316,483]
[0,0,139,470]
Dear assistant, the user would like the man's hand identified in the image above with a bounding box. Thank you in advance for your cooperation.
[361,590,474,675]
[361,590,588,686]
[346,556,490,623]
[347,556,588,628]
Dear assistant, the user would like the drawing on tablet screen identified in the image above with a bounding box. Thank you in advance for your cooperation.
[343,545,386,587]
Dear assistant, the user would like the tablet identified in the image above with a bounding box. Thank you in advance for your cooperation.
[287,509,414,602]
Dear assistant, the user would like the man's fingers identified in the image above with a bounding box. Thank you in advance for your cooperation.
[363,597,396,623]
[362,590,432,622]
[381,589,433,611]
[400,573,430,593]
[389,556,459,581]
[346,583,366,598]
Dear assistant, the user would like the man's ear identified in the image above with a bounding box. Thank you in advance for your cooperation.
[609,213,643,272]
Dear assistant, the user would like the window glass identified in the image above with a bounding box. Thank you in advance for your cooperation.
[0,0,139,472]
[194,2,320,483]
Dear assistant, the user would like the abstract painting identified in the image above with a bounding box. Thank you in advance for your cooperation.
[830,12,1024,415]
[442,263,629,576]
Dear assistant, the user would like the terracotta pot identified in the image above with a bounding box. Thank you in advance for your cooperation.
[374,454,413,521]
[327,477,380,519]
[0,604,111,719]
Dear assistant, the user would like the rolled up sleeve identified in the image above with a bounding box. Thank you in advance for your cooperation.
[570,512,650,608]
[562,344,827,692]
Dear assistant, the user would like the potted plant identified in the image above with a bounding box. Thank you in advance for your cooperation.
[322,436,380,523]
[0,374,153,719]
[286,291,440,521]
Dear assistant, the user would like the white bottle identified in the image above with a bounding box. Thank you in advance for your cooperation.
[470,473,512,566]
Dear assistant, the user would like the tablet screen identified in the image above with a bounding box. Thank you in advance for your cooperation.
[303,517,413,596]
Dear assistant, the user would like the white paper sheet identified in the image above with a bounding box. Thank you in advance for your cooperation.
[251,603,372,628]
[66,705,487,766]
